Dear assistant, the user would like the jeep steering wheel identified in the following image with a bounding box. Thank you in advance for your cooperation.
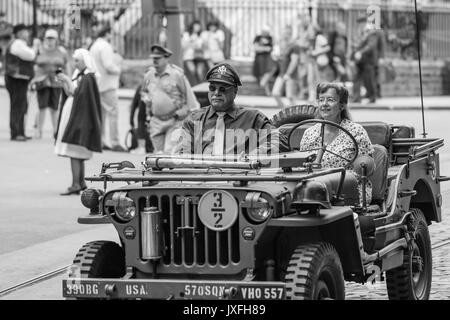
[288,119,359,166]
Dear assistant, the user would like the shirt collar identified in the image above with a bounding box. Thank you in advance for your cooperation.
[155,64,172,77]
[207,104,240,120]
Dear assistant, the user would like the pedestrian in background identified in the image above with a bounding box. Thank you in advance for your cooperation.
[128,83,153,154]
[141,45,199,154]
[203,21,225,68]
[54,49,102,196]
[182,20,208,86]
[252,25,275,96]
[31,29,70,138]
[4,24,38,141]
[328,21,349,83]
[89,24,126,152]
[307,23,334,101]
[271,24,301,108]
[374,25,386,98]
[295,13,312,100]
[351,19,379,103]
[0,11,13,71]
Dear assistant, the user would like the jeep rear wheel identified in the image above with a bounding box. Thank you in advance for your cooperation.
[284,242,345,300]
[69,241,125,279]
[386,208,432,300]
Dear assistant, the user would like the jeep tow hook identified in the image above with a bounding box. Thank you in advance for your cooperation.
[223,287,238,299]
[105,284,117,297]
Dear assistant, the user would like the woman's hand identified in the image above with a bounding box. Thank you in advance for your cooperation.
[55,72,70,84]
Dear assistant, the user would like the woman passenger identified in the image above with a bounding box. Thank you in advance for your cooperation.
[299,82,374,204]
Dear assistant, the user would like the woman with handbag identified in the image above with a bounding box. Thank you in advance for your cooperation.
[31,29,69,138]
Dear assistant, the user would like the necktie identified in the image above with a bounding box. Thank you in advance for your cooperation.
[212,112,226,156]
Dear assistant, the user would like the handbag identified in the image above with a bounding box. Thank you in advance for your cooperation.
[125,128,138,151]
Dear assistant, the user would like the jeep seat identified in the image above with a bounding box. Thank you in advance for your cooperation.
[359,122,392,150]
[369,144,388,202]
[359,122,391,203]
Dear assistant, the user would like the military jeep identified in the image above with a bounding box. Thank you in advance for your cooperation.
[63,105,448,300]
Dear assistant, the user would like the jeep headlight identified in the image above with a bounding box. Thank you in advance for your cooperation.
[112,192,136,222]
[115,198,136,222]
[243,193,272,224]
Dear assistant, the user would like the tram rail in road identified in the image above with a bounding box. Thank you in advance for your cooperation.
[1,236,450,299]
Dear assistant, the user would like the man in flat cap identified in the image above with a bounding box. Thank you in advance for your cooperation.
[177,62,289,155]
[140,44,199,154]
[4,24,39,141]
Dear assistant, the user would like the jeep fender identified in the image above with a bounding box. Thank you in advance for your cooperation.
[264,207,365,281]
[388,154,442,223]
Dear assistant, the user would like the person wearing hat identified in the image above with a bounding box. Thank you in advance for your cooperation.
[176,62,289,155]
[351,16,379,103]
[4,24,39,141]
[89,24,126,152]
[140,44,199,154]
[31,29,70,138]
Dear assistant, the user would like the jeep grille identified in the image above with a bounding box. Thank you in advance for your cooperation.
[137,193,241,267]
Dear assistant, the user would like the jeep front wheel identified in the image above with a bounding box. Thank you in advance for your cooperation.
[69,241,125,279]
[284,242,345,300]
[386,208,432,300]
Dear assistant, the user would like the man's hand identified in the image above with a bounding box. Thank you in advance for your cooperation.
[140,90,151,105]
[354,51,362,62]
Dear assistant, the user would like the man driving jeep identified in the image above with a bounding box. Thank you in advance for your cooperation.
[176,63,289,156]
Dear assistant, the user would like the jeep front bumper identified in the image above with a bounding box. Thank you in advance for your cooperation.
[62,278,286,300]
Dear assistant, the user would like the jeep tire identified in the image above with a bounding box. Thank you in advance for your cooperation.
[271,105,317,128]
[69,241,125,279]
[386,208,432,300]
[284,242,345,300]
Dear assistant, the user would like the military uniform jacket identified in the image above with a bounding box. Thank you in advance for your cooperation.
[177,104,289,155]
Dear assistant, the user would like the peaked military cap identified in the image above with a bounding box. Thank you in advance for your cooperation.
[150,44,173,58]
[205,63,242,87]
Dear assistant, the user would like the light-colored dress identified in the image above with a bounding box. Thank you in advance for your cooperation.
[299,118,375,204]
[54,73,93,160]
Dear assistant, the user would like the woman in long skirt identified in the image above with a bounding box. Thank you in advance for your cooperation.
[54,48,102,195]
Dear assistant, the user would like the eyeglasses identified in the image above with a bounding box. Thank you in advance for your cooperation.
[208,84,235,93]
[317,97,338,104]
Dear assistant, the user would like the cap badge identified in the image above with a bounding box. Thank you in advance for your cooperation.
[218,66,227,75]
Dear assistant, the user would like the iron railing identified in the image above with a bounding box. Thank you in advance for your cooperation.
[1,0,450,59]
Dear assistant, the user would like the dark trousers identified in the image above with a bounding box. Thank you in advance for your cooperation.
[129,85,153,152]
[5,75,30,138]
[353,63,377,102]
[375,64,381,98]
